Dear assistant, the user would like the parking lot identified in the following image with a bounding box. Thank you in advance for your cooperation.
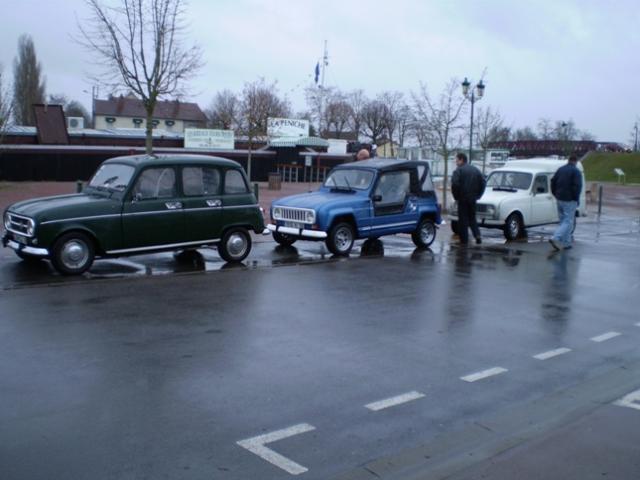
[1,197,639,479]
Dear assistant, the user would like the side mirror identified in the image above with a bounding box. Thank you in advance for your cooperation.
[131,192,142,203]
[372,194,382,202]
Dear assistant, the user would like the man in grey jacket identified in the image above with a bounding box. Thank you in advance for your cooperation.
[549,155,582,251]
[451,152,486,245]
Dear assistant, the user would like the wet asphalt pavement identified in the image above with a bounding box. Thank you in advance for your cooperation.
[1,213,639,480]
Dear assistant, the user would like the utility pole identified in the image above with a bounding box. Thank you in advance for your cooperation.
[634,121,638,152]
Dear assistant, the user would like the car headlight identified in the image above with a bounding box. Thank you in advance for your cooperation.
[305,210,315,224]
[3,212,10,230]
[486,205,496,216]
[26,220,35,236]
[273,207,283,220]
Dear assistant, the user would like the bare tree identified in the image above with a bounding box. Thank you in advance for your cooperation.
[378,91,405,156]
[346,89,367,141]
[412,79,467,212]
[537,118,554,140]
[512,127,538,141]
[396,104,413,148]
[206,89,239,130]
[0,65,13,144]
[79,0,203,154]
[324,93,352,139]
[475,106,506,173]
[361,99,387,146]
[12,35,46,126]
[239,78,291,181]
[629,120,639,151]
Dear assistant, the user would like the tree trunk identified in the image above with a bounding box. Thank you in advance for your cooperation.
[145,108,154,155]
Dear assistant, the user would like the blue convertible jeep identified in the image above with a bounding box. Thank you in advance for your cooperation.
[267,158,442,255]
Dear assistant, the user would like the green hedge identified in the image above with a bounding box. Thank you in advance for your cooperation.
[582,152,640,184]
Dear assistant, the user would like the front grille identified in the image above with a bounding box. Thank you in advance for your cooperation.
[476,204,488,213]
[279,207,313,223]
[7,213,33,236]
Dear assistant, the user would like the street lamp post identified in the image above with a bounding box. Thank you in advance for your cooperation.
[461,77,485,167]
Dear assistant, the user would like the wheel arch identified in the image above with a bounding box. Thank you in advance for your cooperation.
[52,227,103,256]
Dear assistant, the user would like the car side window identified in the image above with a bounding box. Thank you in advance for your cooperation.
[224,169,248,194]
[132,167,176,200]
[182,167,221,196]
[534,175,548,193]
[374,170,411,204]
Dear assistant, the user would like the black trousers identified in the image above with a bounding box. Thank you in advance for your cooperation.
[457,199,481,244]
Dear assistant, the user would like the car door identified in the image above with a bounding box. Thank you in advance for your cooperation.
[370,169,419,235]
[180,165,224,242]
[121,166,186,249]
[531,174,557,224]
[221,168,255,226]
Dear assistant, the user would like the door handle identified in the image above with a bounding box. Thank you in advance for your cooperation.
[165,202,183,210]
[206,199,222,207]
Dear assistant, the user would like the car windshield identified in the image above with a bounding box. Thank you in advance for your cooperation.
[88,164,135,192]
[324,169,374,190]
[487,171,532,190]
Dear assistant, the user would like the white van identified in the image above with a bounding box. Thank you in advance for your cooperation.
[450,157,586,240]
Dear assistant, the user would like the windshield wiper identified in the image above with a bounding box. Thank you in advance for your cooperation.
[492,186,517,192]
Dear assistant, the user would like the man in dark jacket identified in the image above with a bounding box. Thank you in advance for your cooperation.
[451,152,486,245]
[549,155,582,251]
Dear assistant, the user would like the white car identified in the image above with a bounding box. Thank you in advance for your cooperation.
[450,158,586,240]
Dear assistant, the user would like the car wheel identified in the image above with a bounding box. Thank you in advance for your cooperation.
[504,213,523,241]
[412,218,436,248]
[218,227,251,263]
[51,232,95,275]
[273,231,297,246]
[451,220,459,235]
[15,250,43,263]
[326,222,354,256]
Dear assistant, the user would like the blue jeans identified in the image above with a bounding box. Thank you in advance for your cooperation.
[552,200,577,247]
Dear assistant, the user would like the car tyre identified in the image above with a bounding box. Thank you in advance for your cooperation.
[219,227,251,263]
[326,222,354,256]
[273,231,297,246]
[51,231,95,275]
[412,218,437,248]
[504,213,524,241]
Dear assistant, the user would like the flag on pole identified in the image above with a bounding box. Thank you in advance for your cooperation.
[314,62,320,84]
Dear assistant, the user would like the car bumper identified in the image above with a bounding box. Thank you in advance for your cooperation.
[267,223,328,239]
[2,234,49,257]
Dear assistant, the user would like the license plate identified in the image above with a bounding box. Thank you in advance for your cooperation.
[13,234,27,244]
[284,221,304,229]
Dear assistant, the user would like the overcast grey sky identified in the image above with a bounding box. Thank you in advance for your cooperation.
[1,0,639,143]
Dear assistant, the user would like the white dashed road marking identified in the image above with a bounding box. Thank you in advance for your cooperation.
[614,389,640,412]
[533,347,572,360]
[365,391,426,411]
[461,367,508,383]
[590,331,622,343]
[237,423,316,475]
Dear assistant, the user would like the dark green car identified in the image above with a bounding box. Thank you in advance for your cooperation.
[2,154,265,275]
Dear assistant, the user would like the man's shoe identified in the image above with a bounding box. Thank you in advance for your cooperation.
[549,239,563,251]
[475,237,482,245]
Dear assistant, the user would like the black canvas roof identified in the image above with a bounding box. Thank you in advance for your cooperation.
[339,157,430,171]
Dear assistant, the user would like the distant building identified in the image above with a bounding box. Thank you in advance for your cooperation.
[93,95,207,133]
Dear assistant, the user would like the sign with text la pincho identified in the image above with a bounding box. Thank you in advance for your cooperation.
[184,128,235,149]
[267,118,309,138]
